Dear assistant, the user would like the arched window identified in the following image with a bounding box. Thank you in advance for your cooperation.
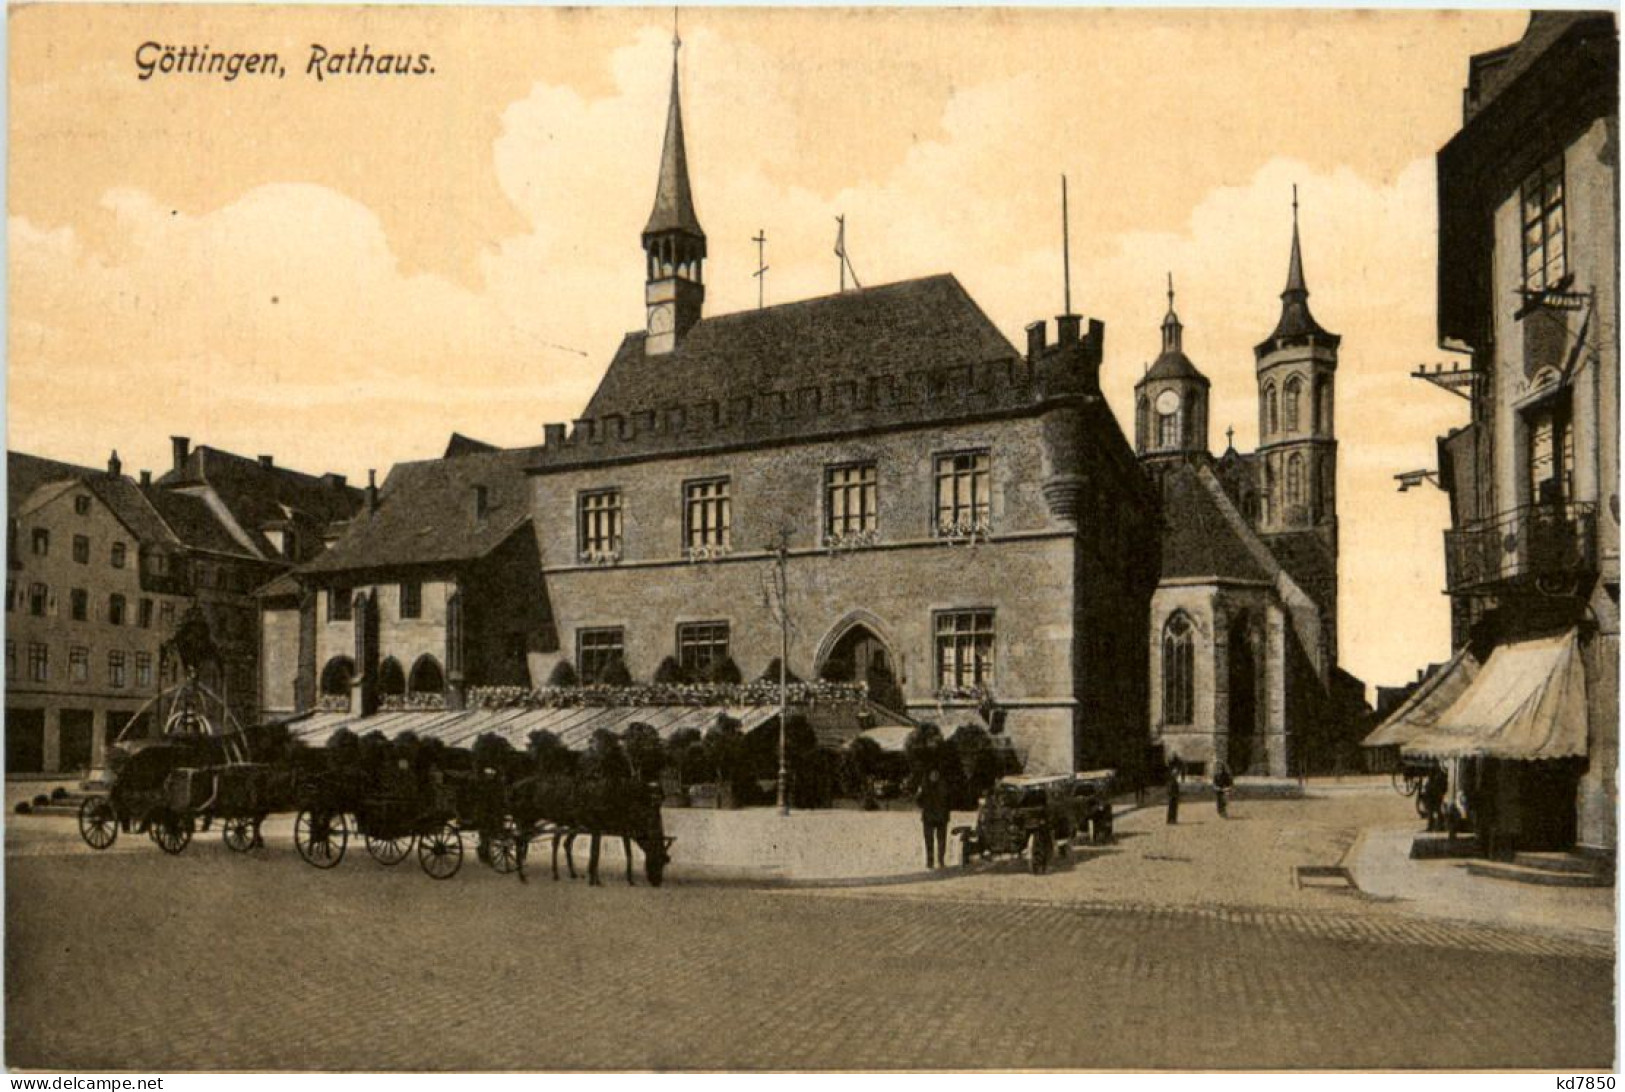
[1284,376,1302,433]
[1162,613,1195,726]
[1136,396,1149,450]
[408,655,445,697]
[1286,453,1305,507]
[378,657,406,697]
[1158,408,1182,449]
[1264,383,1278,435]
[1318,378,1333,436]
[319,656,354,696]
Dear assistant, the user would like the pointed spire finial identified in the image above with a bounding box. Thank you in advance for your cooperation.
[673,6,681,52]
[1226,425,1235,450]
[643,11,704,244]
[1283,184,1307,298]
[1167,271,1175,312]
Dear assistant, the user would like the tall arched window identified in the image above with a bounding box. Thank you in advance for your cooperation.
[409,655,445,696]
[1284,376,1303,432]
[1286,453,1305,507]
[378,657,406,697]
[1162,613,1195,726]
[1264,383,1278,435]
[319,656,354,696]
[1318,379,1333,436]
[1262,462,1276,524]
[1158,408,1182,449]
[1136,396,1149,450]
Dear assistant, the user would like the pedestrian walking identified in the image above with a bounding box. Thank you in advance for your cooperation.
[1213,761,1233,818]
[917,768,951,868]
[1164,763,1181,825]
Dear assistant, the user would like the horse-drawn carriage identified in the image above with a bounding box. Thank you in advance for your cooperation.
[77,670,290,855]
[954,770,1116,874]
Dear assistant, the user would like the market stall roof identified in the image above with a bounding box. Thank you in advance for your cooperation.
[1400,629,1588,761]
[285,700,909,752]
[1362,644,1481,749]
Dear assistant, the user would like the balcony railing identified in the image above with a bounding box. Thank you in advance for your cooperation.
[1444,502,1597,594]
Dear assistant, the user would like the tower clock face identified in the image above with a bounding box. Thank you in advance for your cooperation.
[648,303,675,337]
[1155,389,1181,415]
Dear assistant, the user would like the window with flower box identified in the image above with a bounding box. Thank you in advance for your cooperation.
[677,621,730,677]
[684,478,731,553]
[933,451,991,536]
[824,463,878,542]
[578,489,624,562]
[934,610,995,692]
[577,627,626,683]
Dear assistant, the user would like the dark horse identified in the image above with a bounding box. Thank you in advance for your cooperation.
[511,774,670,887]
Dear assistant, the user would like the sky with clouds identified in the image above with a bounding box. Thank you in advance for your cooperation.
[8,6,1531,689]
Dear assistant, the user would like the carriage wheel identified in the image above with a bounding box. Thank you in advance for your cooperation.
[1029,829,1053,875]
[222,817,256,854]
[365,832,414,866]
[153,810,193,856]
[480,819,522,875]
[417,822,463,880]
[294,809,349,869]
[77,797,118,851]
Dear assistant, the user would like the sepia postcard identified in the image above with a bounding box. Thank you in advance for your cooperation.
[3,3,1618,1075]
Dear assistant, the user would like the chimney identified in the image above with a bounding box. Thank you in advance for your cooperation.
[543,423,566,446]
[139,470,152,488]
[170,436,190,473]
[1025,321,1047,361]
[366,469,378,515]
[473,484,489,521]
[1056,314,1082,347]
[258,455,274,469]
[107,450,122,477]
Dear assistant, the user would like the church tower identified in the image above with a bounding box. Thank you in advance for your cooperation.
[1254,193,1339,534]
[1254,192,1341,667]
[643,31,706,356]
[1134,275,1210,460]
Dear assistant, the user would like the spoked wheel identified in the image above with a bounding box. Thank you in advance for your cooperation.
[153,809,193,856]
[365,832,415,866]
[295,809,349,869]
[1394,769,1420,797]
[417,822,463,880]
[77,797,118,851]
[222,817,257,854]
[479,819,522,875]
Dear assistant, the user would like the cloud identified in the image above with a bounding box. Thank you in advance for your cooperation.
[8,22,1471,687]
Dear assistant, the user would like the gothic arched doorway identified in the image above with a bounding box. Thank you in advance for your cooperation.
[1227,615,1260,774]
[819,623,903,712]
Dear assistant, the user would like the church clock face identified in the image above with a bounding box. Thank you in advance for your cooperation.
[1155,389,1181,415]
[648,303,675,338]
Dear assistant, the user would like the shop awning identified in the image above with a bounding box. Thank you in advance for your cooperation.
[1362,644,1481,749]
[1400,629,1589,761]
[284,700,907,752]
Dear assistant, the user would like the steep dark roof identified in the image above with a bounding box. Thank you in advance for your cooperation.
[1465,12,1614,122]
[584,275,1020,422]
[141,487,253,557]
[445,433,499,458]
[157,446,364,559]
[1259,214,1337,351]
[84,477,184,550]
[643,53,704,242]
[7,452,100,518]
[299,446,541,576]
[1158,462,1274,583]
[1143,350,1208,384]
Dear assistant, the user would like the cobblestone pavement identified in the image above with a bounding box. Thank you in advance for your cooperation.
[6,837,1613,1071]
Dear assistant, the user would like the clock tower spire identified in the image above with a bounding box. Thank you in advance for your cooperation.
[642,23,706,355]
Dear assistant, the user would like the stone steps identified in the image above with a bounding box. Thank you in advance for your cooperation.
[1513,850,1612,875]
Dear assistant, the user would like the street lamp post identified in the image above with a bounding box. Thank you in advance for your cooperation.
[765,533,791,816]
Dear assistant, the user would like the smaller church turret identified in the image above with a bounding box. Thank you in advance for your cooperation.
[1134,275,1210,459]
[642,30,706,356]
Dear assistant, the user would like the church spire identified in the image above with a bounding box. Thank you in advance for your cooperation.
[1161,272,1183,353]
[1264,185,1328,345]
[642,19,706,356]
[643,28,704,243]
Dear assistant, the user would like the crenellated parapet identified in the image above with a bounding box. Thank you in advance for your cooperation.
[529,317,1106,471]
